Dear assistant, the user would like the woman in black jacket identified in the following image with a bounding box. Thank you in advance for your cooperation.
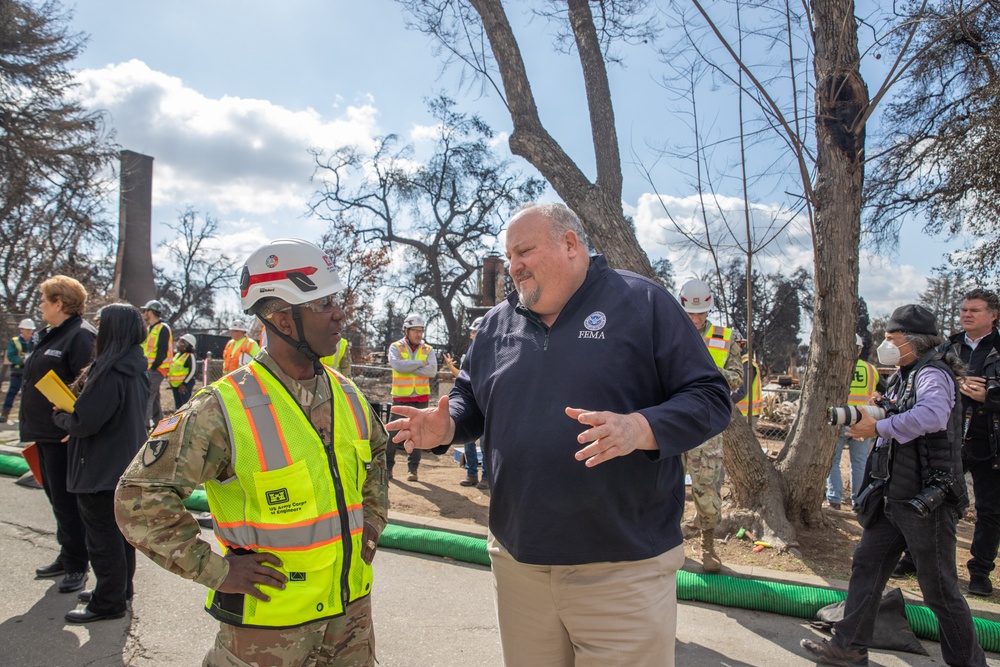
[52,303,149,623]
[19,276,96,594]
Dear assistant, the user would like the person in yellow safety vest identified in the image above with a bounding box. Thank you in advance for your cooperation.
[387,313,438,482]
[140,299,173,429]
[826,334,881,510]
[222,320,260,374]
[115,238,389,666]
[168,334,198,410]
[734,352,763,422]
[678,279,744,573]
[319,336,351,378]
[1,318,36,423]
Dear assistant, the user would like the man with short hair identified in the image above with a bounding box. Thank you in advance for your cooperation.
[387,314,437,482]
[140,300,173,428]
[221,320,260,374]
[1,318,35,423]
[389,203,732,666]
[116,238,388,666]
[951,288,1000,596]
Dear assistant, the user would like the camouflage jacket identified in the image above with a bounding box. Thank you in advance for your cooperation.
[115,350,389,590]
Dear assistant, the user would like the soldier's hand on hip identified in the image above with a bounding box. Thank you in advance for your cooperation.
[567,408,657,467]
[218,552,287,601]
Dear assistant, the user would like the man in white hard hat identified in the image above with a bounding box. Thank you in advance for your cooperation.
[826,333,881,510]
[1,318,36,423]
[678,278,743,573]
[140,299,173,429]
[387,313,438,481]
[222,319,260,374]
[116,238,388,666]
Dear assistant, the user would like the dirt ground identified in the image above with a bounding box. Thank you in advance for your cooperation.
[387,443,997,606]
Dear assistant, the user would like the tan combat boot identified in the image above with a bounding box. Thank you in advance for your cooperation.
[701,529,721,573]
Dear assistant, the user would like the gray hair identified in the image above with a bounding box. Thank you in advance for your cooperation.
[902,332,966,378]
[511,202,591,254]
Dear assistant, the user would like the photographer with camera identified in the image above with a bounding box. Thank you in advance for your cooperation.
[801,305,986,667]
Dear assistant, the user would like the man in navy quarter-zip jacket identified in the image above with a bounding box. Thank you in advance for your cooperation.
[388,202,732,667]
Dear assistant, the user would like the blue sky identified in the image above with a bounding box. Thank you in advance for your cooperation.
[65,0,961,320]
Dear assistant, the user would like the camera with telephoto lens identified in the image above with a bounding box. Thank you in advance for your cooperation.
[826,404,886,426]
[909,470,962,517]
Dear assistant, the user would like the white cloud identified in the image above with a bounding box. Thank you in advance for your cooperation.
[72,60,380,217]
[859,252,928,318]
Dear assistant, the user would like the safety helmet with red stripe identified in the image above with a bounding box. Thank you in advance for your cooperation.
[679,279,714,314]
[240,238,344,313]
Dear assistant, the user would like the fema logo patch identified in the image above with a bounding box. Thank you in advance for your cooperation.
[584,312,607,331]
[265,254,279,268]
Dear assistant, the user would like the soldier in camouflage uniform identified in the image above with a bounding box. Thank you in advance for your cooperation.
[115,239,388,667]
[678,279,743,573]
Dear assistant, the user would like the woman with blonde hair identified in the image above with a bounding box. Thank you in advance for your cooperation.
[19,276,96,595]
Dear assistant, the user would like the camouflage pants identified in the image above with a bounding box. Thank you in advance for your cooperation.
[203,596,375,667]
[682,434,723,531]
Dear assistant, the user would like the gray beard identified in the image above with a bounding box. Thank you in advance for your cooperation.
[518,284,541,309]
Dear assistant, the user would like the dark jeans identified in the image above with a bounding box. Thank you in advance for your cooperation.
[145,371,164,427]
[35,441,89,573]
[464,439,489,481]
[2,373,22,410]
[966,456,1000,578]
[76,490,135,614]
[172,380,195,411]
[387,398,426,474]
[834,500,986,667]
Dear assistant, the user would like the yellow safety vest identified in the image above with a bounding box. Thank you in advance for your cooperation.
[223,336,260,374]
[319,338,349,370]
[848,359,879,406]
[736,354,763,417]
[166,352,192,388]
[390,341,431,398]
[144,322,174,376]
[703,326,733,369]
[204,361,373,628]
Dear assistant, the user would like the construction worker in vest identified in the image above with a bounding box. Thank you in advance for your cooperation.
[825,334,881,510]
[387,314,437,481]
[320,336,351,378]
[1,318,36,423]
[678,279,743,573]
[734,346,763,427]
[222,319,260,374]
[115,238,389,666]
[168,333,198,410]
[140,300,173,430]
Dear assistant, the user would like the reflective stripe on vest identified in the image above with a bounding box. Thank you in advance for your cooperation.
[848,359,879,406]
[703,326,733,369]
[144,322,174,376]
[390,341,431,397]
[166,353,191,387]
[204,361,373,628]
[319,338,348,369]
[736,355,763,416]
[223,337,259,374]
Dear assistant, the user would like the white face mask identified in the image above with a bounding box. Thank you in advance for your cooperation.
[876,340,901,366]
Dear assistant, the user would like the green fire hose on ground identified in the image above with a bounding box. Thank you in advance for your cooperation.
[2,451,997,652]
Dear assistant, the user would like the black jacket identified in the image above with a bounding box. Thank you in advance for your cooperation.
[19,314,96,443]
[52,345,149,493]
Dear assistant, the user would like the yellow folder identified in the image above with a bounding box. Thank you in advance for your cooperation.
[35,370,77,413]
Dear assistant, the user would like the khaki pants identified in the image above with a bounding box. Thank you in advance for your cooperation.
[488,533,684,667]
[203,596,374,667]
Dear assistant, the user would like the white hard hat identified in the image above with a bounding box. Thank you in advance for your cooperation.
[141,299,164,313]
[229,319,249,332]
[240,239,344,313]
[855,334,864,346]
[180,334,197,350]
[470,316,484,332]
[402,314,426,330]
[679,279,714,314]
[18,318,35,330]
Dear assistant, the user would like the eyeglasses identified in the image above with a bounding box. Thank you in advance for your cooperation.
[273,294,341,316]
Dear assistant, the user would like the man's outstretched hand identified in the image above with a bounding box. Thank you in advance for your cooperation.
[386,395,455,453]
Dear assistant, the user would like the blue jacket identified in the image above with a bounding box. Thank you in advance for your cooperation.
[450,255,732,565]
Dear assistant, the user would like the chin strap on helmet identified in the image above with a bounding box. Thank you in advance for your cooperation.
[257,306,324,375]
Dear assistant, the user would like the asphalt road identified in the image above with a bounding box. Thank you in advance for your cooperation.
[1,475,998,666]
